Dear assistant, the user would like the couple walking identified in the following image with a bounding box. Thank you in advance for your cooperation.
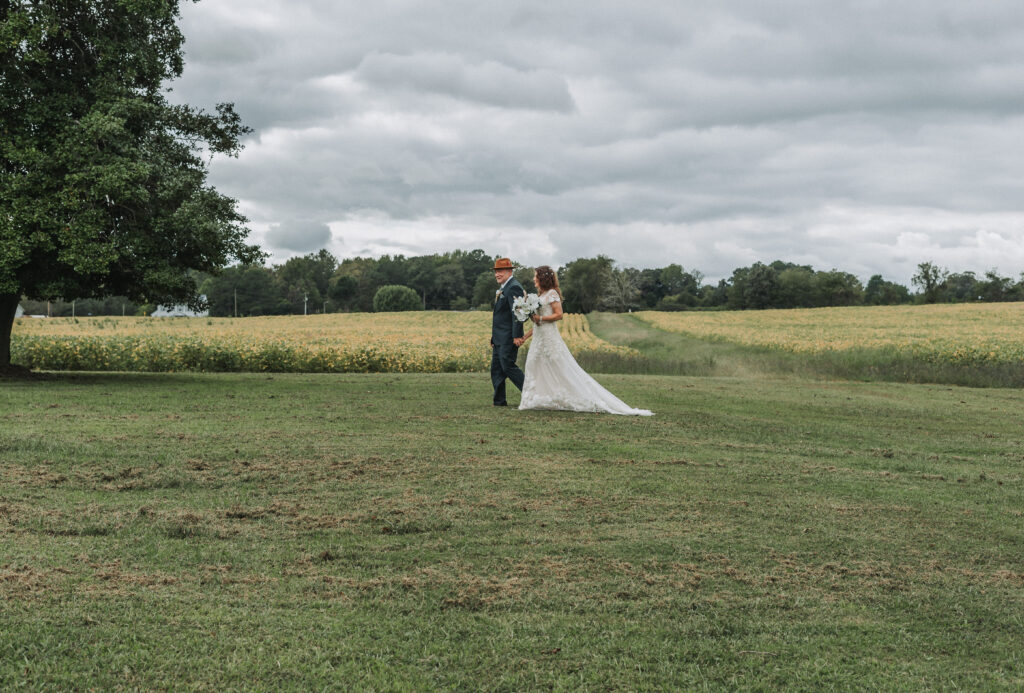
[489,258,652,416]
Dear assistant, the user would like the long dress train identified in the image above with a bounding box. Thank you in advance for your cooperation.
[518,290,653,416]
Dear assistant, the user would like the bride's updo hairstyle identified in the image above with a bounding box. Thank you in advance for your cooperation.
[534,265,562,300]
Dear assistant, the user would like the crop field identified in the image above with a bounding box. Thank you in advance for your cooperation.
[10,312,636,373]
[637,303,1024,367]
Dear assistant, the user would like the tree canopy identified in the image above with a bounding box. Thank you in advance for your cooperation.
[1,0,260,368]
[22,247,1024,320]
[373,285,422,312]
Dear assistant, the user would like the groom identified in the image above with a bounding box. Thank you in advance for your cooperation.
[490,257,526,406]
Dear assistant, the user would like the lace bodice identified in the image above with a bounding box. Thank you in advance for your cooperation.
[530,290,560,356]
[536,289,559,315]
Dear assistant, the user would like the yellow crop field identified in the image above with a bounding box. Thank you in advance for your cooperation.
[11,311,635,373]
[559,313,638,358]
[636,303,1024,366]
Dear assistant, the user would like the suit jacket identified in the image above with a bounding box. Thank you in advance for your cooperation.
[492,278,525,346]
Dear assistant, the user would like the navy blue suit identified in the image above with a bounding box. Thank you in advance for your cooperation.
[490,278,526,405]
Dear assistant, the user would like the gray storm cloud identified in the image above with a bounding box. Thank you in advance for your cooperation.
[265,221,333,253]
[170,0,1024,283]
[354,52,576,112]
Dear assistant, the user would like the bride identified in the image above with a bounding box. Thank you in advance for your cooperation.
[518,265,653,416]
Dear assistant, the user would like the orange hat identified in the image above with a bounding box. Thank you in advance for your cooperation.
[492,258,517,271]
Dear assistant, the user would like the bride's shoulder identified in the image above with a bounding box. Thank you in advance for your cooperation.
[541,289,561,302]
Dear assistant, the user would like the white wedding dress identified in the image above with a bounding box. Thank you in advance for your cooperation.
[518,290,653,416]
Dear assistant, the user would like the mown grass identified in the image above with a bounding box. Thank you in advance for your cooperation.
[2,372,1023,690]
[586,312,1024,386]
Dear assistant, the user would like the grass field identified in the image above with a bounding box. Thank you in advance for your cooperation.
[2,369,1023,690]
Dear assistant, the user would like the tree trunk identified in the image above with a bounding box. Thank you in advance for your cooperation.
[1,294,19,368]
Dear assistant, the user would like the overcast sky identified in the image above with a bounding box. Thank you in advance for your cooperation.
[169,0,1024,283]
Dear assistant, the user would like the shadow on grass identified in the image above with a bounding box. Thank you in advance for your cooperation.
[585,312,1024,387]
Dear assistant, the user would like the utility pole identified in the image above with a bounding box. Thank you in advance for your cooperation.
[304,292,308,316]
[233,288,237,318]
[72,300,75,318]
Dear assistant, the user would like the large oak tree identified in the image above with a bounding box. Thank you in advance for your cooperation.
[1,0,262,370]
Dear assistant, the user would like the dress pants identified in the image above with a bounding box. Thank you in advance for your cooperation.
[490,343,525,405]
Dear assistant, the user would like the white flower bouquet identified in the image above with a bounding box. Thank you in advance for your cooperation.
[512,293,542,322]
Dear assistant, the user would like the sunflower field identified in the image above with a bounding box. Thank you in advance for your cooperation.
[10,312,636,373]
[636,303,1024,367]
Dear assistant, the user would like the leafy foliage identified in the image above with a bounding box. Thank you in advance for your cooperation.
[1,0,260,365]
[373,285,422,312]
[912,261,949,303]
[560,255,613,313]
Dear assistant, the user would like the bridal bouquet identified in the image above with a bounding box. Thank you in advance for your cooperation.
[512,293,542,322]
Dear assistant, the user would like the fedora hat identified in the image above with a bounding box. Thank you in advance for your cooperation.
[492,257,517,271]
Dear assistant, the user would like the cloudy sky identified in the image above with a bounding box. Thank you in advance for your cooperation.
[169,0,1024,283]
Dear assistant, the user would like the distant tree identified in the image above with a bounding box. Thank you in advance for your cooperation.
[372,255,411,288]
[744,262,779,309]
[200,265,289,316]
[513,266,537,294]
[276,249,338,313]
[601,267,642,312]
[432,261,467,310]
[636,268,663,308]
[684,269,705,298]
[655,293,695,310]
[725,267,748,309]
[864,275,911,305]
[976,270,1015,302]
[704,279,730,307]
[941,271,980,303]
[1,0,260,369]
[659,264,687,296]
[911,262,948,303]
[327,274,359,310]
[560,256,613,313]
[373,285,422,312]
[451,249,493,290]
[405,256,439,309]
[334,257,381,312]
[815,270,863,307]
[471,270,497,308]
[658,264,703,304]
[776,267,818,308]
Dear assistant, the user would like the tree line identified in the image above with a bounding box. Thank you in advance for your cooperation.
[20,253,1024,318]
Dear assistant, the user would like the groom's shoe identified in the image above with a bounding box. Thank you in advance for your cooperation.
[493,402,507,407]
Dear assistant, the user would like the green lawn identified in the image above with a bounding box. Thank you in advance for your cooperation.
[2,370,1023,690]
